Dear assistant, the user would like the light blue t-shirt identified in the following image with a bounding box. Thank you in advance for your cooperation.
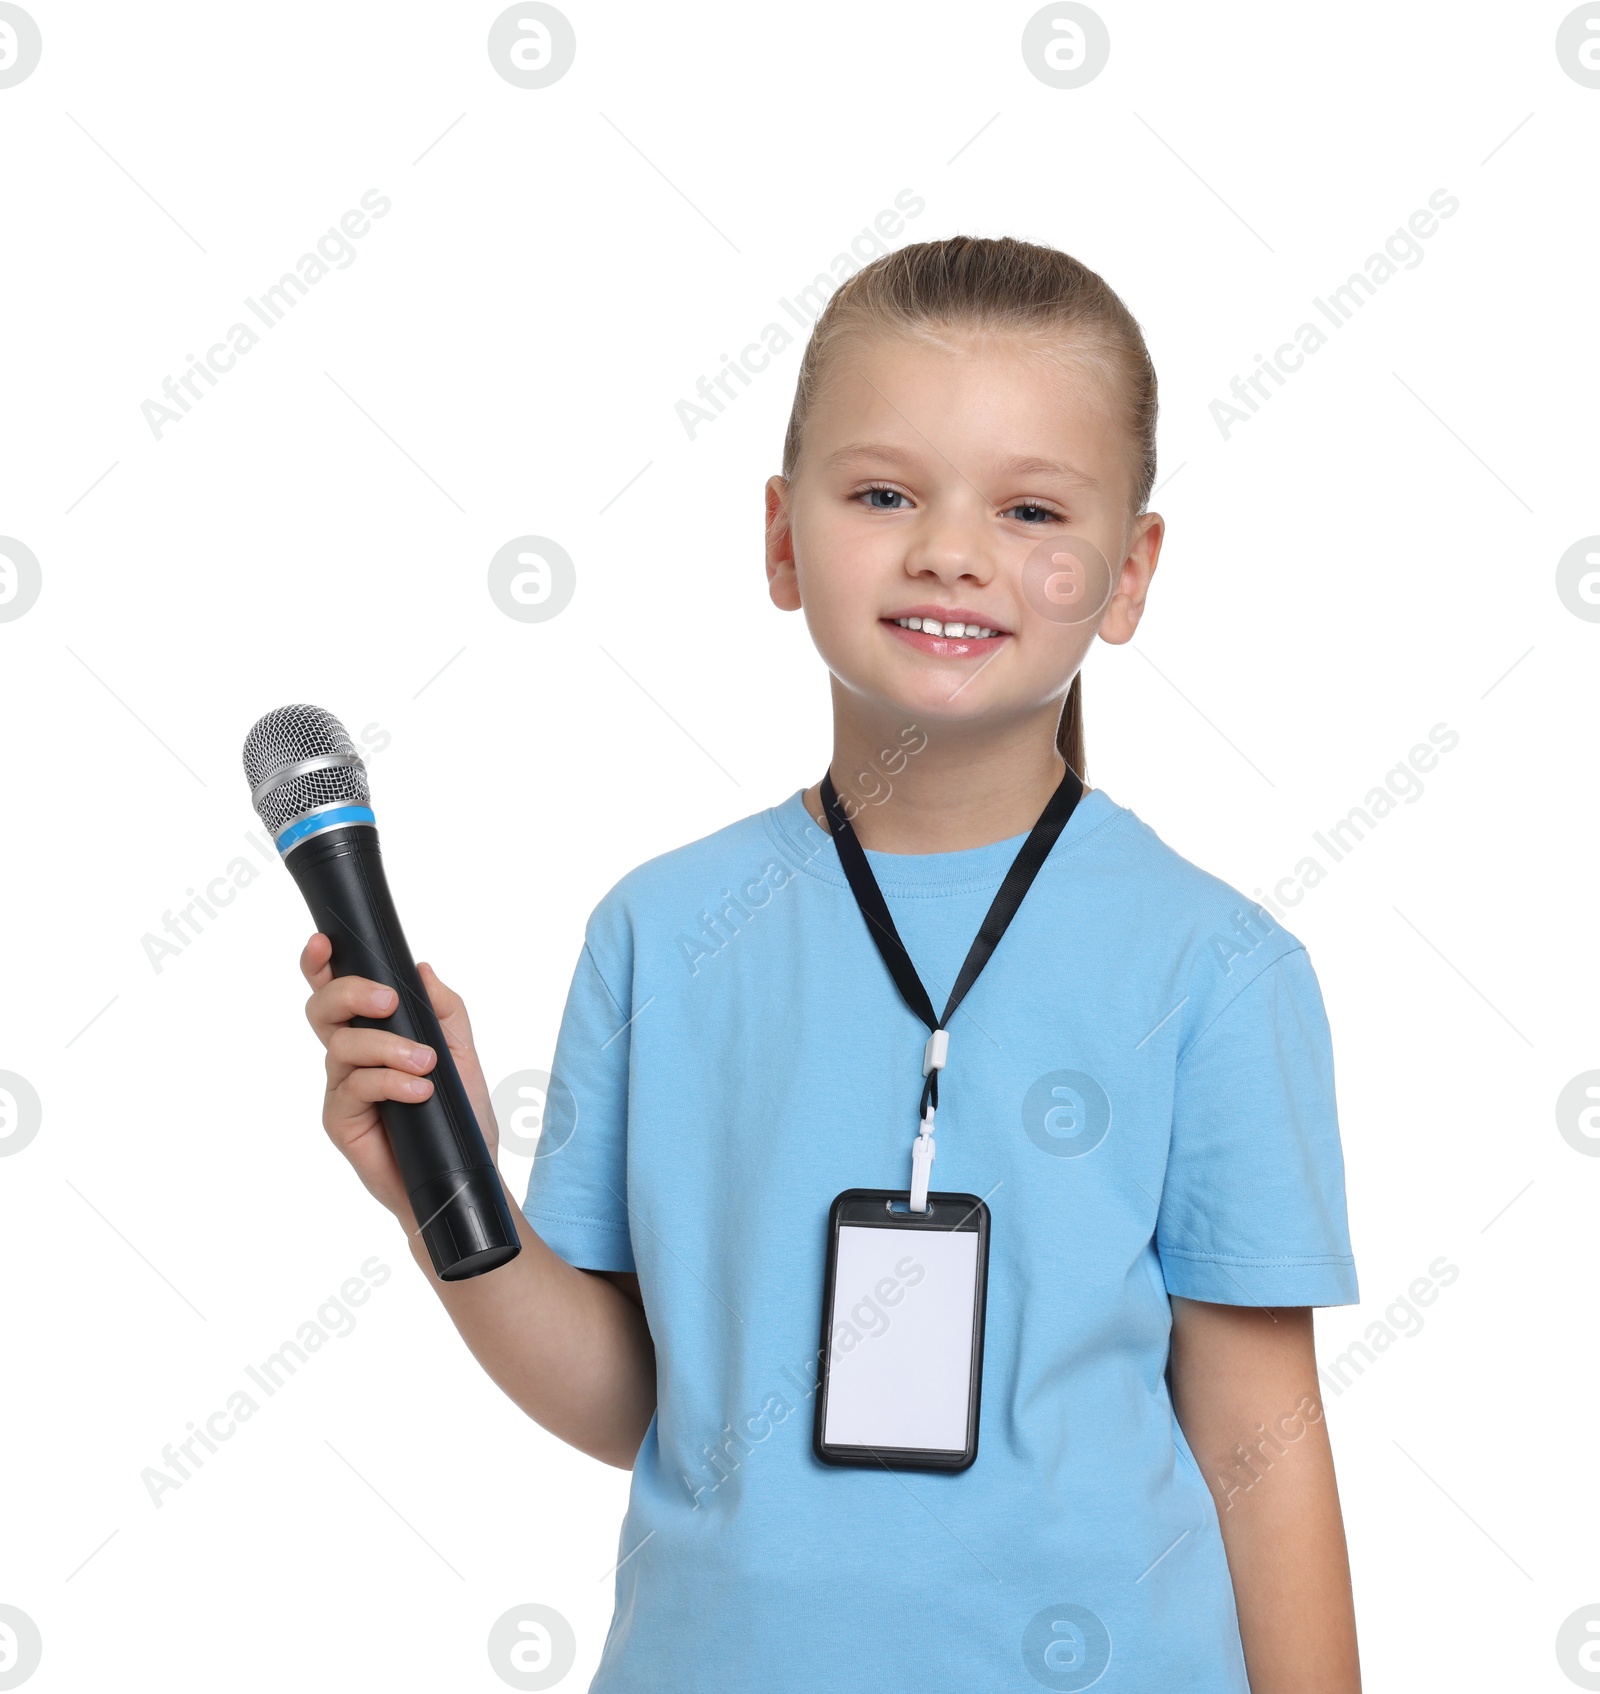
[523,785,1358,1693]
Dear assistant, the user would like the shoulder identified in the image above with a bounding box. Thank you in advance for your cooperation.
[576,799,797,968]
[1082,791,1320,1051]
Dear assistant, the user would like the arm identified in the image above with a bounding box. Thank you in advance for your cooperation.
[300,934,656,1470]
[404,1193,656,1469]
[1168,1296,1361,1694]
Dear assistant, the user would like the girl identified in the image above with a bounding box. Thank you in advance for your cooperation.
[299,236,1361,1692]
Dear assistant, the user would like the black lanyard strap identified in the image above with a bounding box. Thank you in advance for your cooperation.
[819,764,1084,1116]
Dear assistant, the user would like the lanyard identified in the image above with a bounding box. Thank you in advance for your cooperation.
[819,764,1084,1210]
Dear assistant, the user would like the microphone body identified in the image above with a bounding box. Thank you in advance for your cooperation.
[244,707,521,1281]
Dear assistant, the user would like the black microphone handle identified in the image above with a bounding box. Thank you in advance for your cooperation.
[285,823,522,1281]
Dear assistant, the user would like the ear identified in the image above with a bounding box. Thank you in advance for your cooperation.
[765,475,802,611]
[1097,511,1164,647]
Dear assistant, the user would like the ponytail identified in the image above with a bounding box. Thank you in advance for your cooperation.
[1055,673,1086,783]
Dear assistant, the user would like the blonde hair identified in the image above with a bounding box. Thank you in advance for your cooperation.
[780,234,1159,780]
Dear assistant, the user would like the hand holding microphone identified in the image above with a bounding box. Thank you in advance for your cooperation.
[298,944,493,1231]
[244,705,522,1281]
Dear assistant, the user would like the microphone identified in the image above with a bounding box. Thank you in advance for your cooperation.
[243,704,521,1281]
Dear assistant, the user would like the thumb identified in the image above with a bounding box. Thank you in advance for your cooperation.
[417,961,490,1113]
[417,959,450,1001]
[417,960,470,1036]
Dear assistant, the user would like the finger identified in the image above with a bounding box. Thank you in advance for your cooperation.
[299,932,334,990]
[328,1063,435,1120]
[326,1027,436,1077]
[305,976,399,1044]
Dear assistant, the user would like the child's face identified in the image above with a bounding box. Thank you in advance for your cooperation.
[766,328,1162,742]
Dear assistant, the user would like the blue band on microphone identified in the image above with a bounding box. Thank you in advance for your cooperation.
[275,805,376,856]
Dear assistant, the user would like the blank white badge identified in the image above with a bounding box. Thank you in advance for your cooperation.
[822,1222,979,1451]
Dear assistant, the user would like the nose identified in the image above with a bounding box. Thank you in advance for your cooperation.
[901,500,996,589]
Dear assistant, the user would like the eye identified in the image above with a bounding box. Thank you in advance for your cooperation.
[1004,501,1063,524]
[854,482,911,511]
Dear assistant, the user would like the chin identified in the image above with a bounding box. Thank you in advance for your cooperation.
[854,676,998,728]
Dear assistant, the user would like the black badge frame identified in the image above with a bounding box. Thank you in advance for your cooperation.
[812,1188,991,1472]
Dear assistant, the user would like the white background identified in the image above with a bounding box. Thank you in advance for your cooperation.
[1,2,1596,1689]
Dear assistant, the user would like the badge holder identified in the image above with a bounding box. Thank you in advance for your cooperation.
[812,1185,991,1472]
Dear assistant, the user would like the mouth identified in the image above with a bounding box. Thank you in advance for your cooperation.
[881,607,1011,657]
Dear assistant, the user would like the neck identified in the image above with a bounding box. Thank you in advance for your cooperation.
[802,694,1083,853]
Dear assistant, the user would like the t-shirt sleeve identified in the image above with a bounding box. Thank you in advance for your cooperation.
[520,937,636,1272]
[1157,944,1359,1307]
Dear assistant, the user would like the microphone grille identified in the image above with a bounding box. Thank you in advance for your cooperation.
[242,704,371,837]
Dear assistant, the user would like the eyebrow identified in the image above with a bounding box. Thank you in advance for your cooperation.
[822,441,1101,491]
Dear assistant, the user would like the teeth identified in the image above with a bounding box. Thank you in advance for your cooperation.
[894,617,999,639]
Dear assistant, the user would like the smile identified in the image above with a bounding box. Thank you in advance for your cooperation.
[880,611,1010,658]
[891,616,1001,639]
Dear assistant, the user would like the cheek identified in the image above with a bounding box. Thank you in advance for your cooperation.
[799,577,874,665]
[1010,612,1098,690]
[794,517,889,629]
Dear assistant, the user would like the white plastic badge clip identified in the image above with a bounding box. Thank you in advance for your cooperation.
[910,1030,949,1213]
